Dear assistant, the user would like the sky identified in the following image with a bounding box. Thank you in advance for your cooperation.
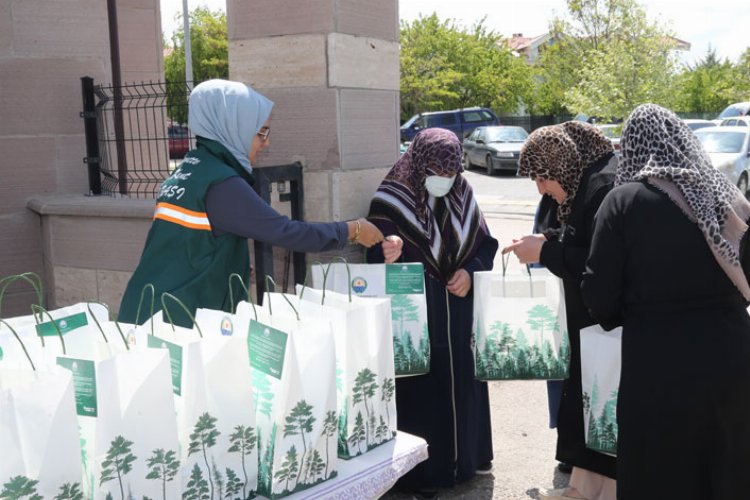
[160,0,750,66]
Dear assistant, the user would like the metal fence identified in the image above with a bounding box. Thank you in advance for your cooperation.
[81,77,194,197]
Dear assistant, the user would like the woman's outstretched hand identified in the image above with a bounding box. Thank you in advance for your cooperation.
[382,235,403,263]
[349,218,384,248]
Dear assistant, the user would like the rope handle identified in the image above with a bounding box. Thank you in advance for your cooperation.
[265,276,299,321]
[31,305,66,355]
[86,302,130,350]
[160,293,203,338]
[298,261,326,301]
[0,273,45,321]
[228,273,257,320]
[325,257,352,304]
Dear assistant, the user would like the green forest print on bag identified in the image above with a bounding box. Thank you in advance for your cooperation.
[311,263,430,377]
[581,325,622,457]
[473,270,570,380]
[246,311,338,499]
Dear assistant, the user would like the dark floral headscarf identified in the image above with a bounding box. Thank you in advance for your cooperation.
[617,103,750,300]
[368,128,491,280]
[519,121,614,223]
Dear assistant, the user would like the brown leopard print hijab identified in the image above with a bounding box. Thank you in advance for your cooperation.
[519,121,614,223]
[617,103,750,301]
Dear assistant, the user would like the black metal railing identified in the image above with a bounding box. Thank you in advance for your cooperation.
[80,77,195,197]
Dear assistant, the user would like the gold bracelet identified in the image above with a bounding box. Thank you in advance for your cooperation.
[350,219,361,243]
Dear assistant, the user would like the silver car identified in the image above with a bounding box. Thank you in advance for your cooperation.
[462,126,529,175]
[695,126,750,196]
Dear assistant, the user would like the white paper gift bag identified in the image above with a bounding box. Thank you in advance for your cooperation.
[294,284,397,459]
[311,262,430,377]
[236,292,337,499]
[473,268,570,380]
[581,324,622,457]
[142,294,259,500]
[52,320,180,500]
[0,323,83,500]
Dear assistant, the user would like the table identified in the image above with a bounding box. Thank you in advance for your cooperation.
[276,431,428,500]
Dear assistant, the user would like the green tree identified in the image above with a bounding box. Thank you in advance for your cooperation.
[381,377,395,431]
[188,413,221,500]
[400,14,532,121]
[145,449,180,500]
[322,410,338,477]
[164,7,228,124]
[54,482,83,500]
[183,464,209,500]
[347,411,367,454]
[305,450,326,482]
[273,446,299,493]
[526,305,559,348]
[673,47,742,114]
[352,368,379,446]
[227,425,256,499]
[0,476,43,500]
[253,373,275,419]
[223,468,242,499]
[100,435,137,500]
[282,400,316,488]
[375,416,390,443]
[390,295,419,343]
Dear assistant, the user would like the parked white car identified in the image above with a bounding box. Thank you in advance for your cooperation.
[694,126,750,196]
[719,116,750,127]
[682,119,715,131]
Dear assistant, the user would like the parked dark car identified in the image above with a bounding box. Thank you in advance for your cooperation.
[462,125,529,175]
[400,107,499,142]
[168,124,191,159]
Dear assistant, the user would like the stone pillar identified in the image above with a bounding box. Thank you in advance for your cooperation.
[227,0,400,266]
[0,0,163,314]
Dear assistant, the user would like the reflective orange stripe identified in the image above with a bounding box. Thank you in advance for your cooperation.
[153,202,212,231]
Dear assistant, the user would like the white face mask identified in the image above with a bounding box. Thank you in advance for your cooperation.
[425,175,456,197]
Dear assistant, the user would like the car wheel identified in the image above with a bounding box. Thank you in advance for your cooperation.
[486,154,494,176]
[738,174,749,198]
[462,152,471,170]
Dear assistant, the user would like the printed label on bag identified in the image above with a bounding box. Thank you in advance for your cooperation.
[147,335,183,395]
[36,312,89,337]
[492,277,546,298]
[57,357,97,417]
[247,320,287,380]
[385,264,424,294]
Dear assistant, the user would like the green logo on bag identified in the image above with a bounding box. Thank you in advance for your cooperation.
[35,312,88,337]
[351,276,368,294]
[386,263,424,294]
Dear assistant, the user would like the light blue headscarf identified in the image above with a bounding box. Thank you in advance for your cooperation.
[188,79,274,174]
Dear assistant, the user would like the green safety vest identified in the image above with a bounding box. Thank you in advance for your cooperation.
[118,138,253,327]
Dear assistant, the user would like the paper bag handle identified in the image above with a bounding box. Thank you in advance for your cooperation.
[0,272,45,321]
[265,276,300,321]
[324,257,352,303]
[0,318,36,371]
[31,305,66,355]
[501,251,532,277]
[134,283,156,334]
[86,302,130,350]
[228,273,257,320]
[298,261,326,302]
[160,292,203,338]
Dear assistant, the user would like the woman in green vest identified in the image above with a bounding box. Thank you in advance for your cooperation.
[118,79,384,326]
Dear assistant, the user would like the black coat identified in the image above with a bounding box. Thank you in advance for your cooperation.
[582,180,750,499]
[539,152,618,478]
[368,221,499,490]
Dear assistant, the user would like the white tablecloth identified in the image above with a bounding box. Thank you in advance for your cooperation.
[271,431,428,500]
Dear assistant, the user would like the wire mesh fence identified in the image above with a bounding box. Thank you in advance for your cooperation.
[82,78,196,197]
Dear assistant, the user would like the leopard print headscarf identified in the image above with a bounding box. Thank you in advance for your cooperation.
[519,121,614,223]
[617,103,750,301]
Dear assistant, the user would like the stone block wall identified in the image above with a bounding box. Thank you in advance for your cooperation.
[0,0,163,315]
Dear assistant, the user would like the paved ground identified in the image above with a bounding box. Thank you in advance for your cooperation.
[382,211,574,500]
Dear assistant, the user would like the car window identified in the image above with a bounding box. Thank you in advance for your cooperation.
[439,113,458,126]
[486,127,529,142]
[718,104,750,119]
[468,129,480,141]
[695,131,746,154]
[480,111,494,120]
[462,111,485,123]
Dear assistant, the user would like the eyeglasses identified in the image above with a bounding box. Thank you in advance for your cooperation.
[257,127,271,141]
